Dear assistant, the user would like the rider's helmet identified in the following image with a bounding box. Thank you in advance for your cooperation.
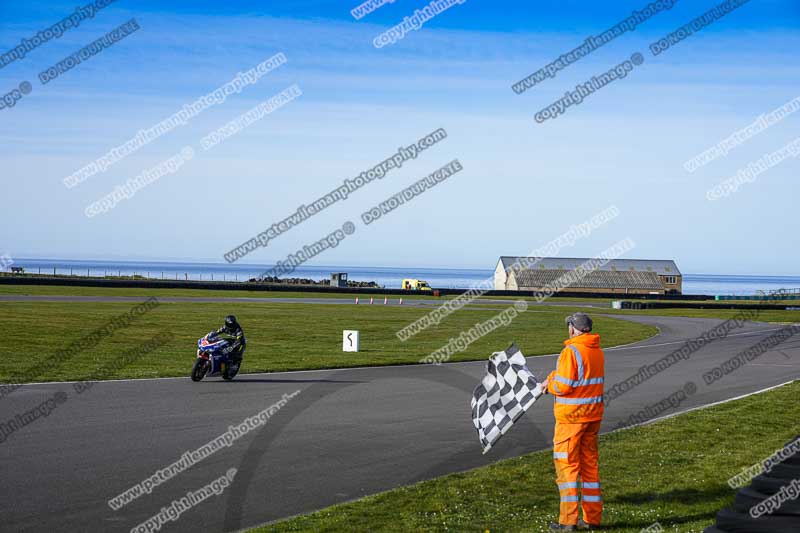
[224,315,239,331]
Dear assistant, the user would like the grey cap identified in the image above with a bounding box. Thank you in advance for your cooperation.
[566,312,593,332]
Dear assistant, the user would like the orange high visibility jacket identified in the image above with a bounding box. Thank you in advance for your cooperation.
[547,333,605,423]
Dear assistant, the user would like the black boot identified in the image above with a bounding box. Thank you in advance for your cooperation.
[549,523,576,531]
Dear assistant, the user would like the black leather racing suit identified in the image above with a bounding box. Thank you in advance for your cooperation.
[216,324,246,362]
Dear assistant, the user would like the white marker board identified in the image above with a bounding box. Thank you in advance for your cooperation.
[343,330,360,352]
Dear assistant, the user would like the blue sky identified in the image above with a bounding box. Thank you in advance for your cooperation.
[1,0,798,275]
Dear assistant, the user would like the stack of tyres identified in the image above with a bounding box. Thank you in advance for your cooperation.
[704,436,800,532]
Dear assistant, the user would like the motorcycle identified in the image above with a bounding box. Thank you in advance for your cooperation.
[191,331,243,382]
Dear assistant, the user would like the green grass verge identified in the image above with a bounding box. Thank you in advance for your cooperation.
[3,285,798,323]
[254,381,800,533]
[0,301,655,383]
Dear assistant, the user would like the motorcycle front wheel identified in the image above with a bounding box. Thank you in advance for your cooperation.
[191,359,209,382]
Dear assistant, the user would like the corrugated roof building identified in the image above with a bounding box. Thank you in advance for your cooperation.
[494,257,682,295]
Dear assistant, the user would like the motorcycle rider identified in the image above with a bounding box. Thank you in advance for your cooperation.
[215,315,246,363]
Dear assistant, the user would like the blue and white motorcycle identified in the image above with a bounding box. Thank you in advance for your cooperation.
[191,332,243,381]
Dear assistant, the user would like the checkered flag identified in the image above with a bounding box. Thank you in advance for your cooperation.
[471,343,544,454]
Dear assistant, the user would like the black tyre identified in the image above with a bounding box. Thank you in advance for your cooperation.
[222,362,240,381]
[773,454,800,467]
[702,527,729,533]
[784,454,800,466]
[715,508,800,532]
[191,359,208,382]
[733,487,800,515]
[768,462,800,480]
[732,486,771,512]
[752,474,796,496]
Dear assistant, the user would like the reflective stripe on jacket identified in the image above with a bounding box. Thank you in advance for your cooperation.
[547,333,605,423]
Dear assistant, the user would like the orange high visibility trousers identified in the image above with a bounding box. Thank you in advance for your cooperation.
[553,420,602,526]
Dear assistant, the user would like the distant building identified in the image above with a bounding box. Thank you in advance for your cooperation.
[494,257,682,295]
[331,272,348,287]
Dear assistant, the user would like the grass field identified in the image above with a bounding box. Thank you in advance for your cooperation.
[254,381,800,533]
[0,300,656,383]
[3,284,797,384]
[4,283,799,304]
[4,284,799,323]
[0,284,447,300]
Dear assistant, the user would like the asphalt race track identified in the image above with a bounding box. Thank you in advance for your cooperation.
[1,312,798,532]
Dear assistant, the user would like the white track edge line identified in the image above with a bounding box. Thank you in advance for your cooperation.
[610,379,798,432]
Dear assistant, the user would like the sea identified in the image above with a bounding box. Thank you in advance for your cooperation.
[8,258,800,297]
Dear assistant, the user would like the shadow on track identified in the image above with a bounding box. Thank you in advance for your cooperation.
[222,362,551,531]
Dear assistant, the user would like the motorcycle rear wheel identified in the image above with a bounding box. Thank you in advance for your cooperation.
[223,362,240,381]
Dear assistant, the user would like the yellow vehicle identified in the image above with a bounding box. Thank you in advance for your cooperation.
[402,278,432,291]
